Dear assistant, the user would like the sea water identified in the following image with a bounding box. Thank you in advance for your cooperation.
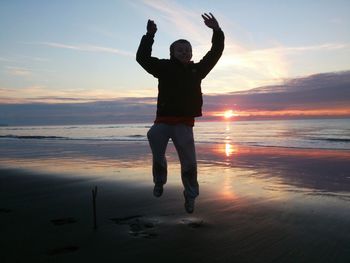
[0,118,350,150]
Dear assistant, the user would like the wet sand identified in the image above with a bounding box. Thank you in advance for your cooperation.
[0,140,350,262]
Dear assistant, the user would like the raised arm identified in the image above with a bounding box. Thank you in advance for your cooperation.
[198,13,225,78]
[136,20,162,77]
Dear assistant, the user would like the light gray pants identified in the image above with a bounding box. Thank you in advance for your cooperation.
[147,123,199,199]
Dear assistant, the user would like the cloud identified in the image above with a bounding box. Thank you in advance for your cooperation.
[136,0,290,92]
[0,57,12,62]
[1,71,349,125]
[210,43,289,86]
[0,98,156,125]
[39,42,134,57]
[20,55,50,62]
[202,41,350,93]
[204,71,350,114]
[87,25,119,39]
[5,66,32,76]
[330,18,344,25]
[134,1,350,94]
[140,0,206,44]
[251,43,350,55]
[0,85,155,104]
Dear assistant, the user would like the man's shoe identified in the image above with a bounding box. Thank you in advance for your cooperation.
[184,191,195,214]
[153,184,163,197]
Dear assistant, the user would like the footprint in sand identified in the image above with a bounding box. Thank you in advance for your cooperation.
[110,215,159,239]
[47,245,79,256]
[180,218,204,228]
[51,217,78,226]
[0,208,12,213]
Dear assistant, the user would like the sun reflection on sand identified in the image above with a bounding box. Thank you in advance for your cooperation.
[223,123,238,157]
[225,142,238,157]
[220,168,238,200]
[199,164,289,202]
[1,139,350,205]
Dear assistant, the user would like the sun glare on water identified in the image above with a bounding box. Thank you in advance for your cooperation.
[211,109,239,120]
[224,110,235,119]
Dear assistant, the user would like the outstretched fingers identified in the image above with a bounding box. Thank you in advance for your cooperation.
[201,13,210,21]
[202,12,219,29]
[209,13,217,21]
[202,13,216,20]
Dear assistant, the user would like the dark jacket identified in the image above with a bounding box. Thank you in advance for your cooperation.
[136,29,224,117]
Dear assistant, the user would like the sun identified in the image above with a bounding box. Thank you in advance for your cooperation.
[224,110,235,119]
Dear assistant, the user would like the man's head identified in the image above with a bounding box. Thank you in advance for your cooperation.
[170,39,192,64]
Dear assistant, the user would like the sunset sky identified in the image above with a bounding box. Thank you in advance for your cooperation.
[0,0,350,124]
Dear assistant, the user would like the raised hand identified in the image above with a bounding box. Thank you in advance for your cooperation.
[147,19,157,35]
[201,13,220,30]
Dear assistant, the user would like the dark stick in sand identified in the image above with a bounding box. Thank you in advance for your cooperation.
[92,186,98,229]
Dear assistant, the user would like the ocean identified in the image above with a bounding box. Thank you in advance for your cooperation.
[1,118,350,150]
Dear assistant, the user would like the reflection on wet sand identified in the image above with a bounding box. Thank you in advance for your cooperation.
[199,142,350,195]
[225,142,238,157]
[1,139,349,203]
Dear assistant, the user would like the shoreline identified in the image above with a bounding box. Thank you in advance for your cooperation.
[1,118,350,152]
[1,136,350,152]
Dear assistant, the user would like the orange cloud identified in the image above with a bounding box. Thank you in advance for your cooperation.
[207,107,350,121]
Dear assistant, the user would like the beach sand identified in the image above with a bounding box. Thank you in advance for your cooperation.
[0,140,350,262]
